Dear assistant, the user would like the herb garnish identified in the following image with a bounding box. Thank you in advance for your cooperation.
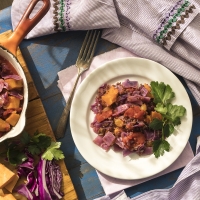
[42,141,65,160]
[149,81,186,158]
[3,131,64,166]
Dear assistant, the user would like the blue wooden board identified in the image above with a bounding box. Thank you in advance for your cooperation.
[1,6,200,200]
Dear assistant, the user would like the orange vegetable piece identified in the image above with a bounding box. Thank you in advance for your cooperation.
[114,118,124,127]
[122,132,146,150]
[0,164,15,189]
[101,86,118,106]
[124,106,145,120]
[0,194,16,200]
[3,96,20,109]
[145,115,152,124]
[4,172,19,193]
[4,79,23,90]
[0,189,4,196]
[140,104,147,111]
[5,113,20,126]
[151,111,162,120]
[114,127,122,136]
[143,83,151,92]
[144,83,153,97]
[95,110,113,122]
[0,118,10,132]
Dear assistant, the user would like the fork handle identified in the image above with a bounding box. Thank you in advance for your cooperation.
[55,74,81,139]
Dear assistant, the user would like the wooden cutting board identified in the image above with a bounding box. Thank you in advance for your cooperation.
[0,30,78,200]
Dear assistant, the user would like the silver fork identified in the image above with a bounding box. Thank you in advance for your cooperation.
[55,30,101,139]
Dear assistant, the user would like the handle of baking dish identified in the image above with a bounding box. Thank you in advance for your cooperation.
[0,0,50,56]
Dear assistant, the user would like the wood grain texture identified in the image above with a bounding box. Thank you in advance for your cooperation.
[0,30,78,200]
[0,0,13,10]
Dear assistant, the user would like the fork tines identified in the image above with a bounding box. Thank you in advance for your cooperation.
[77,30,101,64]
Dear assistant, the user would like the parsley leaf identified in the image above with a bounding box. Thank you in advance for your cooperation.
[150,81,175,104]
[32,134,52,152]
[20,131,31,145]
[163,123,174,138]
[150,81,186,158]
[42,142,65,161]
[154,103,167,115]
[27,144,41,155]
[149,118,163,130]
[165,103,186,125]
[5,131,64,166]
[153,139,170,158]
[7,144,27,166]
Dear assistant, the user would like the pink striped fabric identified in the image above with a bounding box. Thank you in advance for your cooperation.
[11,0,200,106]
[11,0,120,39]
[102,0,200,106]
[95,136,200,200]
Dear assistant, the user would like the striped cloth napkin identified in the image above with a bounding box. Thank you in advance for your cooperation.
[11,0,200,107]
[11,0,120,39]
[95,135,200,200]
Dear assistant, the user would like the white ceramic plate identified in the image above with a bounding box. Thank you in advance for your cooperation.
[70,57,192,180]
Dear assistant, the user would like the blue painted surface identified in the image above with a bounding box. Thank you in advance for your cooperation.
[0,6,200,200]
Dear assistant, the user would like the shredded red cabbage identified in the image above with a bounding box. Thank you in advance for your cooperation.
[15,154,63,200]
[90,79,161,156]
[0,55,24,136]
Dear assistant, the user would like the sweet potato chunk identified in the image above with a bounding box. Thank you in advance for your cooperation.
[0,194,16,200]
[143,83,153,97]
[101,86,118,106]
[4,172,19,193]
[145,115,151,124]
[151,111,162,120]
[0,189,4,196]
[5,113,20,126]
[114,118,124,127]
[0,119,10,132]
[0,164,15,189]
[3,96,20,109]
[4,79,23,90]
[143,83,151,92]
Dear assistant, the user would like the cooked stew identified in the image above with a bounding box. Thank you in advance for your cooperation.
[0,55,24,137]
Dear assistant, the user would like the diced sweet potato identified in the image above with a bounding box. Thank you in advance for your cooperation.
[12,192,27,200]
[0,119,10,132]
[0,189,4,196]
[140,104,147,111]
[151,111,162,120]
[143,83,151,92]
[0,164,15,189]
[4,79,23,90]
[114,127,122,136]
[4,172,19,193]
[3,96,20,109]
[145,115,151,124]
[114,118,124,127]
[0,194,16,200]
[101,86,118,106]
[5,113,20,126]
[144,83,153,97]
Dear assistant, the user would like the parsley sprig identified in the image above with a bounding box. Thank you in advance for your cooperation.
[3,131,65,166]
[42,141,65,161]
[149,81,186,158]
